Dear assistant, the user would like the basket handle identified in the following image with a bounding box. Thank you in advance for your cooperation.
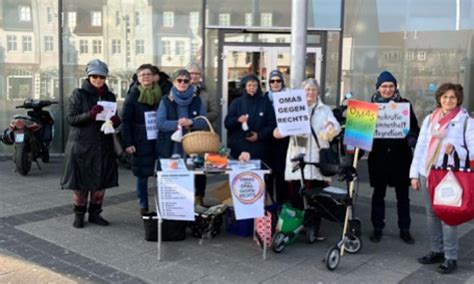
[193,115,216,134]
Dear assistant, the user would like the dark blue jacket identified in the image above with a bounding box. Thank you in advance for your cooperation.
[121,85,160,177]
[224,92,276,162]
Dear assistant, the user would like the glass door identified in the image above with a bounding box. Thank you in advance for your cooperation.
[221,45,323,146]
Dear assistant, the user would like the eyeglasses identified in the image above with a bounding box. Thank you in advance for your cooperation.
[90,75,106,80]
[176,79,190,84]
[139,73,153,77]
[270,79,282,84]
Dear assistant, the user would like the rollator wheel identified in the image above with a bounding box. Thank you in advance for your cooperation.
[344,235,362,254]
[325,245,340,271]
[272,232,286,253]
[305,225,317,244]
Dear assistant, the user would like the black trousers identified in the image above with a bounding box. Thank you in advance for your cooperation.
[371,184,411,231]
[266,172,290,205]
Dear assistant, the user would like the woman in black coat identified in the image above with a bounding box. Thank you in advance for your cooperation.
[225,74,276,162]
[368,71,420,244]
[122,64,163,215]
[61,59,120,228]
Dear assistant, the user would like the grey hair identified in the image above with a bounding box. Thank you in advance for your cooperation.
[171,69,191,81]
[302,78,321,93]
[187,62,202,73]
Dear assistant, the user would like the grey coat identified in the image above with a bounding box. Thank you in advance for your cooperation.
[60,79,118,191]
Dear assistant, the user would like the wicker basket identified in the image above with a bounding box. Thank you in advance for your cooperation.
[182,116,220,155]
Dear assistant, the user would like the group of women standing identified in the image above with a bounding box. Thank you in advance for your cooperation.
[60,59,472,275]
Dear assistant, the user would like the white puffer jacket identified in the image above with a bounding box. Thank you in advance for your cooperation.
[284,100,341,181]
[409,108,474,178]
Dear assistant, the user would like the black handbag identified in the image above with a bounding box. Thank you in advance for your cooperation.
[310,108,340,177]
[142,212,187,242]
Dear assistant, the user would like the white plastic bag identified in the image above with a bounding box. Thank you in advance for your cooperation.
[171,126,183,142]
[100,119,115,135]
[433,171,463,207]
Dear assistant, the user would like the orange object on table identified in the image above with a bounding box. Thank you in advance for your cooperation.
[205,153,228,168]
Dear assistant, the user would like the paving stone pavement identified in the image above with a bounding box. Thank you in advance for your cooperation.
[0,156,473,283]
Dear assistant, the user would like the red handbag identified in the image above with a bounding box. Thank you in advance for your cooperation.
[428,152,474,226]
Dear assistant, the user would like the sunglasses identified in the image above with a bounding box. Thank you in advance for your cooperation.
[91,75,106,80]
[176,79,190,84]
[270,79,282,84]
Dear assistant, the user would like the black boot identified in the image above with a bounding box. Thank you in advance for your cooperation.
[438,259,457,274]
[399,229,415,244]
[370,229,383,243]
[88,203,109,226]
[73,205,87,229]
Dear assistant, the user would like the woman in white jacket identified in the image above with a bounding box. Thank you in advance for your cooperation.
[274,78,341,210]
[410,83,474,274]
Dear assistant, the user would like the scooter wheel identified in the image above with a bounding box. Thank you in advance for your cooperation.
[325,245,340,271]
[344,235,362,254]
[272,232,286,253]
[305,225,317,244]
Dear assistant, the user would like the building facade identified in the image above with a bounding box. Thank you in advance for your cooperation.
[0,0,473,153]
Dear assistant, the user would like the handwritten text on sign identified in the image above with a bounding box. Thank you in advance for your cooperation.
[343,100,379,151]
[272,89,311,137]
[374,102,410,139]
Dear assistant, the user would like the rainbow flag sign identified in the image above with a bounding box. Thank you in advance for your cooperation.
[343,100,379,151]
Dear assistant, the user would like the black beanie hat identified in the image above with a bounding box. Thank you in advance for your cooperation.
[376,71,397,89]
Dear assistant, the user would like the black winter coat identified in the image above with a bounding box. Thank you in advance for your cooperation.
[368,98,420,187]
[264,92,289,174]
[121,85,160,177]
[225,93,276,163]
[61,80,118,191]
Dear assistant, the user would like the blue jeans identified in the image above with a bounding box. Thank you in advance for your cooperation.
[136,176,149,210]
[421,175,458,260]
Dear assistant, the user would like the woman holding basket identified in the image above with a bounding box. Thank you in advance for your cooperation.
[410,83,474,274]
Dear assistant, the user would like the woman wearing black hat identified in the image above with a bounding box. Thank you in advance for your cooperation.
[265,70,290,204]
[225,74,276,162]
[61,59,121,228]
[368,71,420,244]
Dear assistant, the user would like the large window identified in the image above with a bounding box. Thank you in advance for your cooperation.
[67,12,77,28]
[112,39,121,54]
[79,39,88,54]
[44,36,54,52]
[92,40,102,54]
[135,40,145,55]
[91,11,102,27]
[22,36,32,52]
[176,41,185,56]
[7,35,17,52]
[18,6,31,22]
[163,11,174,27]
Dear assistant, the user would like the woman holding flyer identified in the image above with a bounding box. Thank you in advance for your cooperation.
[225,74,276,162]
[410,83,473,274]
[274,78,341,211]
[265,70,290,204]
[61,59,120,228]
[368,71,419,244]
[122,64,163,216]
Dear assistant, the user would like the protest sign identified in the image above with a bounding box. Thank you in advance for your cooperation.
[96,101,117,121]
[229,170,265,220]
[272,89,311,136]
[343,100,379,151]
[157,171,195,221]
[144,111,158,140]
[374,102,410,138]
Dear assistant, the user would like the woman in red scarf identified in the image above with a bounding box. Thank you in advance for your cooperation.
[410,83,474,274]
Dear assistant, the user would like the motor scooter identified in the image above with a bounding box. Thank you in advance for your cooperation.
[0,99,57,175]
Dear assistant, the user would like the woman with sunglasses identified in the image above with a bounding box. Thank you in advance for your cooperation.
[61,59,120,228]
[122,64,163,216]
[225,74,276,163]
[265,70,290,204]
[156,69,207,159]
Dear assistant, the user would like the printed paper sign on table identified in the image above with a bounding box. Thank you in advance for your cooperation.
[343,100,379,151]
[96,101,117,121]
[144,111,158,140]
[156,159,194,221]
[272,89,311,136]
[229,170,266,220]
[374,102,410,138]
